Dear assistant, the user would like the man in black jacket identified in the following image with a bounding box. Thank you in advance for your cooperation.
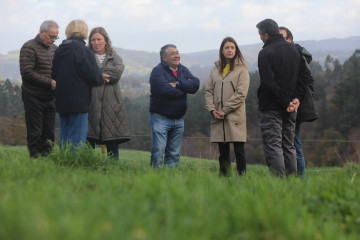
[280,26,319,178]
[19,20,59,157]
[256,19,305,177]
[149,44,200,168]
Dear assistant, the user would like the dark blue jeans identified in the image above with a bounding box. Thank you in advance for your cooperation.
[294,124,305,178]
[59,113,88,148]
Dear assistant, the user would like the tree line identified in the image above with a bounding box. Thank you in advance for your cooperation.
[1,49,359,166]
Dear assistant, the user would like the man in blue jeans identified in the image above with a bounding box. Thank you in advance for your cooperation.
[149,44,200,168]
[280,26,319,177]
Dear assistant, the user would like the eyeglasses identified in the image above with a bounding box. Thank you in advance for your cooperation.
[46,32,59,40]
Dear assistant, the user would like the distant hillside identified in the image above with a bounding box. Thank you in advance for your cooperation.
[1,36,359,83]
[179,35,360,74]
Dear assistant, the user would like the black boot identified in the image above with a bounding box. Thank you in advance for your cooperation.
[234,142,246,176]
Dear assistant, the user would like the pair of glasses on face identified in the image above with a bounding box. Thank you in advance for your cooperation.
[47,32,59,40]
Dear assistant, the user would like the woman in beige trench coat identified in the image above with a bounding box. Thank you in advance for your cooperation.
[87,27,130,160]
[205,37,250,176]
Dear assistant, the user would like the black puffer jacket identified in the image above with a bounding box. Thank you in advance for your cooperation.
[19,34,56,100]
[51,37,103,114]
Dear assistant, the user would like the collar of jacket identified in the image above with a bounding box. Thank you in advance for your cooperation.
[160,60,184,72]
[295,43,312,64]
[66,37,86,45]
[93,51,114,60]
[262,34,285,48]
[35,34,51,49]
[214,59,241,69]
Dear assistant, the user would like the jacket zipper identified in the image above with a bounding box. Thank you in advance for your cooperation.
[230,81,236,93]
[99,58,107,141]
[216,65,230,142]
[99,84,106,141]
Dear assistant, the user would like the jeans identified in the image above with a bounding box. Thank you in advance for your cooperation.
[259,110,297,177]
[218,142,246,176]
[59,113,88,148]
[150,113,184,168]
[294,124,305,177]
[22,91,55,157]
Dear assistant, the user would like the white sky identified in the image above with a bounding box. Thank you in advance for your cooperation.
[1,0,359,54]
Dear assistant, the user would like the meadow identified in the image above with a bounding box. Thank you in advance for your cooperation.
[0,145,359,240]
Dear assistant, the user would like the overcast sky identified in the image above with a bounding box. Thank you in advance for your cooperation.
[1,0,359,55]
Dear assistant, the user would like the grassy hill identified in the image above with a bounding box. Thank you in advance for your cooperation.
[0,145,359,240]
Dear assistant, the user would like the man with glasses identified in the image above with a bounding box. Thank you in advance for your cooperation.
[20,20,59,157]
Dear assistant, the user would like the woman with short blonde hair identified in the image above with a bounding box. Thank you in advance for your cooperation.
[52,20,109,148]
[65,19,88,40]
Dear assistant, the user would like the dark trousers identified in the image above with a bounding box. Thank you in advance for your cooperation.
[218,142,246,176]
[22,91,55,158]
[259,110,297,177]
[88,139,119,160]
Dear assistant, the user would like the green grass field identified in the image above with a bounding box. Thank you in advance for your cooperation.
[0,145,359,240]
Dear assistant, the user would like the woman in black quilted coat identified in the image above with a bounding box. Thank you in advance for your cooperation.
[87,27,130,160]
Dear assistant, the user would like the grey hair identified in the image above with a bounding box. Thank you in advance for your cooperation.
[39,20,59,32]
[160,44,177,61]
[256,19,279,37]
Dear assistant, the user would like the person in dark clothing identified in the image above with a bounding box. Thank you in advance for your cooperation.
[51,19,109,148]
[149,44,200,168]
[280,26,319,178]
[256,19,307,177]
[19,20,59,158]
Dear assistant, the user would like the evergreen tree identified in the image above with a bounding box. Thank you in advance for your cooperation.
[184,87,209,136]
[122,95,151,151]
[12,84,24,114]
[330,49,360,136]
[0,79,14,117]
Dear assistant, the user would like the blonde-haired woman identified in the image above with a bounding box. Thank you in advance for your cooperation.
[51,20,109,147]
[205,37,250,176]
[87,27,130,160]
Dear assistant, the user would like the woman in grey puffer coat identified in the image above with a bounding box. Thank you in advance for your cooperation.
[87,27,130,160]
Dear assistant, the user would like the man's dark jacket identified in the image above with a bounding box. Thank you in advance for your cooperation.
[51,37,102,114]
[295,44,319,123]
[149,61,200,119]
[257,34,304,111]
[19,34,56,100]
